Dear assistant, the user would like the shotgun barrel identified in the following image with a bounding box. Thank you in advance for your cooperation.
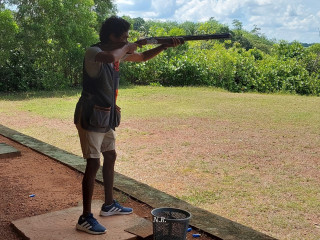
[135,33,232,45]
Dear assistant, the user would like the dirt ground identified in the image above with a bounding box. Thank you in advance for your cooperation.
[0,134,212,240]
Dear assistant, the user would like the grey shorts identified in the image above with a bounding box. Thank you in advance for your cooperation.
[76,123,116,159]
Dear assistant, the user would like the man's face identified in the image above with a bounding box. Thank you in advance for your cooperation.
[111,31,129,43]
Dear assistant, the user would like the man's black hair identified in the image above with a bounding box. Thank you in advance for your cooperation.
[99,16,130,43]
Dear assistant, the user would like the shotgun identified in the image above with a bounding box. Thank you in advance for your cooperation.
[135,33,232,45]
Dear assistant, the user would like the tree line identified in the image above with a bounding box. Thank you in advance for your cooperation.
[1,1,319,95]
[0,0,115,91]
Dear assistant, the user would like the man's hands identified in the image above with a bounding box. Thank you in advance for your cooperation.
[102,37,183,54]
[101,42,140,53]
[123,37,185,63]
[96,42,141,63]
[125,42,141,54]
[161,37,185,50]
[97,36,185,63]
[126,37,184,53]
[134,37,185,50]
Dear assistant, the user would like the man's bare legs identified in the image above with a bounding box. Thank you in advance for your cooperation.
[77,158,106,235]
[81,149,131,220]
[82,150,116,216]
[102,150,116,205]
[100,149,132,216]
[82,158,100,216]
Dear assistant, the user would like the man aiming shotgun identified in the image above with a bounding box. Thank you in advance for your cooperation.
[74,15,230,235]
[74,16,184,235]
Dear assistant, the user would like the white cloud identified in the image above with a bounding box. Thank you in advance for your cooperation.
[116,0,134,5]
[150,0,177,18]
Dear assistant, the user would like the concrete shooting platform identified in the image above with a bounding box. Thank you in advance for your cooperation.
[0,142,21,159]
[0,124,277,240]
[11,200,153,240]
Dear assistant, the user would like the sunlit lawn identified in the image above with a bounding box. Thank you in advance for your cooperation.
[0,86,319,240]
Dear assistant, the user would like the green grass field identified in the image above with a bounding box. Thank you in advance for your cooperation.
[1,86,319,240]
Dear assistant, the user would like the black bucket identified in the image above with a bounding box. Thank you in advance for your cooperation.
[151,207,191,240]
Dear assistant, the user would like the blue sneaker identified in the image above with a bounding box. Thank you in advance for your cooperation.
[100,200,133,216]
[76,213,106,235]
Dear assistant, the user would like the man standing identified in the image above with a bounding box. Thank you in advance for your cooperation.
[74,16,182,234]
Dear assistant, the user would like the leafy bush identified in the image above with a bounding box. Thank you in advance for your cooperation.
[121,39,320,95]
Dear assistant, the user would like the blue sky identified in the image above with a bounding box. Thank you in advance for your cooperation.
[113,0,320,43]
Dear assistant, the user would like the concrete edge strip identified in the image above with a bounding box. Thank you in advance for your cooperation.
[0,124,277,240]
